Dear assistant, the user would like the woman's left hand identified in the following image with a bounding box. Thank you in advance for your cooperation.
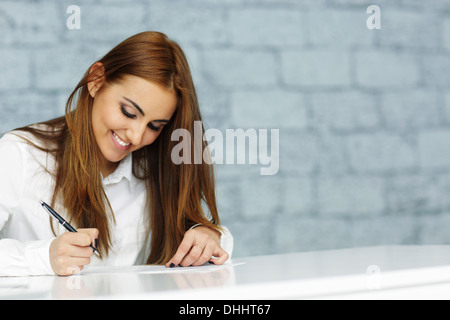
[165,226,229,267]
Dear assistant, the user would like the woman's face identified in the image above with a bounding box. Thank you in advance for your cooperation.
[90,74,177,175]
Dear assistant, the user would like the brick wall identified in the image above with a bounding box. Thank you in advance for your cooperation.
[2,0,450,257]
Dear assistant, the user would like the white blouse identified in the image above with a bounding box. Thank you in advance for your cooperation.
[0,130,233,277]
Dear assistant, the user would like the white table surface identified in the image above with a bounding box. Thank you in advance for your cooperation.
[3,245,450,299]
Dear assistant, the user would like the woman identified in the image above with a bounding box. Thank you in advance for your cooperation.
[0,31,233,276]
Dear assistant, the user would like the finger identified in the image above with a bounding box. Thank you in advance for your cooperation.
[61,265,84,276]
[67,257,91,269]
[166,232,195,267]
[191,241,215,266]
[56,257,91,276]
[66,244,95,258]
[63,232,93,247]
[179,229,213,267]
[208,246,229,265]
[78,228,99,247]
[179,244,204,267]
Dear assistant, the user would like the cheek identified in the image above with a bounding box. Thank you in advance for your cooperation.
[92,104,118,132]
[102,112,127,133]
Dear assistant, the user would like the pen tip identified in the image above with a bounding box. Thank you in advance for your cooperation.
[39,200,44,205]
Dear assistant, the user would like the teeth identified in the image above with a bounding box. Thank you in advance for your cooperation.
[113,131,130,147]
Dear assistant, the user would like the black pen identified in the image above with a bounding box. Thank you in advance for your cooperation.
[39,200,100,256]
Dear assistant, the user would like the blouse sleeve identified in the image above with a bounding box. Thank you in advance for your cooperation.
[219,226,234,259]
[0,133,25,220]
[0,133,55,276]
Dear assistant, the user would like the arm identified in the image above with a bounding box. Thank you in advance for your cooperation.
[0,134,55,276]
[0,239,55,277]
[0,134,99,276]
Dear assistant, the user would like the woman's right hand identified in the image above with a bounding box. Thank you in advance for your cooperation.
[49,228,99,276]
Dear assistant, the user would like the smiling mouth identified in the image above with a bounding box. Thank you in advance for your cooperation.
[112,130,131,149]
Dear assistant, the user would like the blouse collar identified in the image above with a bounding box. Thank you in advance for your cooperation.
[102,153,134,191]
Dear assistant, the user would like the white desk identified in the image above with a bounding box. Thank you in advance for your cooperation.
[2,245,450,300]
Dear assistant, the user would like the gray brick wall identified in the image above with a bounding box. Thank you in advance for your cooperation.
[2,0,450,258]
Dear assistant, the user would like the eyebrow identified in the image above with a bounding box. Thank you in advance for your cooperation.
[123,97,145,116]
[123,96,170,123]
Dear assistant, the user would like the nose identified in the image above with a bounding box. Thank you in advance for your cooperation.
[126,123,147,146]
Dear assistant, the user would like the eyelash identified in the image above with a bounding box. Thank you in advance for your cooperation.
[120,105,161,132]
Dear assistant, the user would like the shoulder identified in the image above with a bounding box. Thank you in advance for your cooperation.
[0,131,30,150]
[2,122,60,145]
[0,124,56,165]
[0,132,31,178]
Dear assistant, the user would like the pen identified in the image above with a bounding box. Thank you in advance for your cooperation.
[39,200,100,256]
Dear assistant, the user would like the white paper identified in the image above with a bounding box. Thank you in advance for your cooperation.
[81,261,245,275]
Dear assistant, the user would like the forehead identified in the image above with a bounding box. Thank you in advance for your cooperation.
[108,75,177,119]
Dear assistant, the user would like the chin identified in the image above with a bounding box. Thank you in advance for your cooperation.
[108,154,127,163]
[101,149,127,164]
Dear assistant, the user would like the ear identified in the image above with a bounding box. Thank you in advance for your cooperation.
[87,62,105,98]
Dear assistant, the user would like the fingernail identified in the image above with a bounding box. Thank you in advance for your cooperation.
[169,263,175,268]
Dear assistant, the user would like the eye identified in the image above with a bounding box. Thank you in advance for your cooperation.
[121,103,163,132]
[121,105,136,119]
[148,122,162,132]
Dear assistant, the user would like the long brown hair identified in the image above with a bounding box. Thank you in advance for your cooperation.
[15,31,221,264]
